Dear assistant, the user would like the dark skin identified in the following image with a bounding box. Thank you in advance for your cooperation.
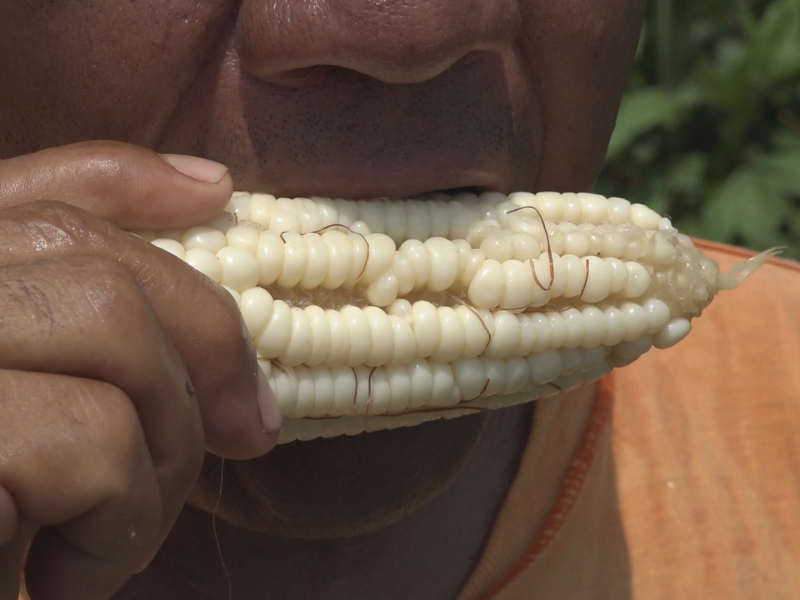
[0,1,647,598]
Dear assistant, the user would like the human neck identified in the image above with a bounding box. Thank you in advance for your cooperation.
[115,388,594,599]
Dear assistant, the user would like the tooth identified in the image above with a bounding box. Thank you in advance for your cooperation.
[130,191,779,443]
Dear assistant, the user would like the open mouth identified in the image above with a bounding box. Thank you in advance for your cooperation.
[131,190,775,443]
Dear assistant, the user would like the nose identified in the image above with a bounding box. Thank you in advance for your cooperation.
[236,0,520,85]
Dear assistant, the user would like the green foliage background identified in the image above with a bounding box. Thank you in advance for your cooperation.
[597,0,800,259]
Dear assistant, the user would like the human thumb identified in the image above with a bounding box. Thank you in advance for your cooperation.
[0,140,232,229]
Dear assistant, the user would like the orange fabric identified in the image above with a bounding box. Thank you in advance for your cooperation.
[484,375,616,599]
[460,242,800,599]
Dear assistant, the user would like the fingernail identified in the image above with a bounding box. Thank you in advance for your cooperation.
[162,154,229,184]
[257,368,282,435]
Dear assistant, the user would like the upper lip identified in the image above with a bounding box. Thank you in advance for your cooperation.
[158,48,538,199]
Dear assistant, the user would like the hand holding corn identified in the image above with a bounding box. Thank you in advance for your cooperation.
[0,143,278,600]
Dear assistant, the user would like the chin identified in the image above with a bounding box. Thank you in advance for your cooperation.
[188,411,488,539]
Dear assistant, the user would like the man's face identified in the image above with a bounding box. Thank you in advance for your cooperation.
[0,0,646,537]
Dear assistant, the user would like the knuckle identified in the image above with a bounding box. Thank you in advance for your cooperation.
[0,257,164,360]
[0,199,112,251]
[65,256,154,328]
[10,198,90,225]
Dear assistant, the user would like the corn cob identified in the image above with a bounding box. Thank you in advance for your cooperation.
[131,191,778,443]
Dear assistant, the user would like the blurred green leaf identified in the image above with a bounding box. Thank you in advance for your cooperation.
[702,165,790,246]
[772,128,800,152]
[666,153,708,193]
[750,0,800,86]
[756,148,800,195]
[599,0,800,259]
[606,88,679,159]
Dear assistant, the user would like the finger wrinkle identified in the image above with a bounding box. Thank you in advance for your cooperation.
[0,277,56,338]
